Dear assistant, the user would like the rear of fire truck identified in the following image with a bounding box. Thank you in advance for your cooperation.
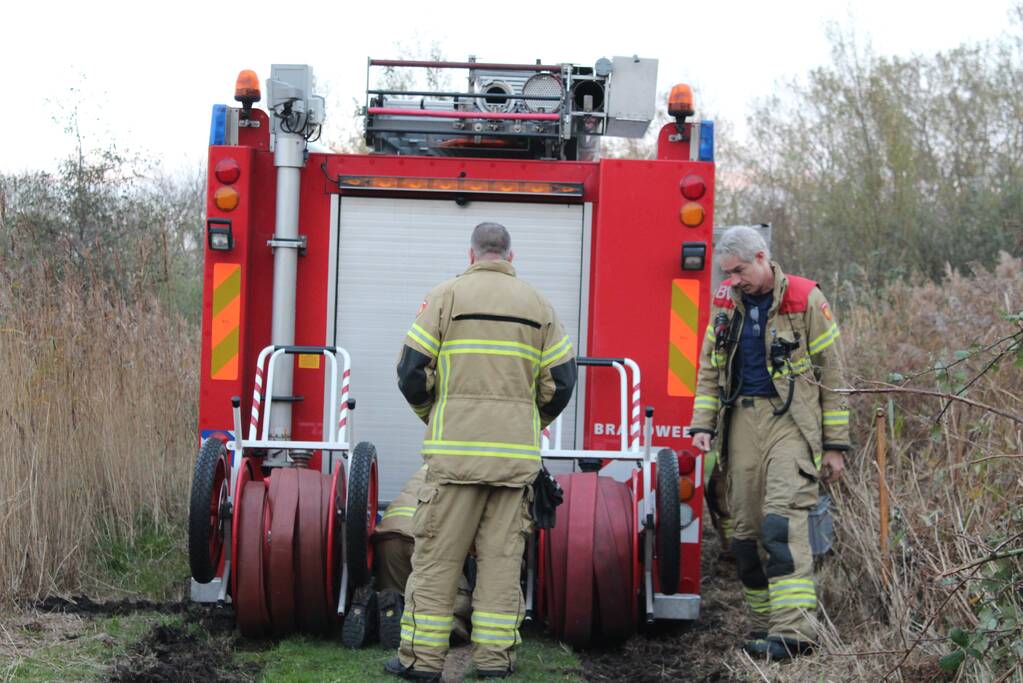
[192,56,717,644]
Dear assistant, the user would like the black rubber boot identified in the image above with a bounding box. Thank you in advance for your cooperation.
[742,635,815,660]
[341,585,378,649]
[378,589,405,650]
[383,656,441,681]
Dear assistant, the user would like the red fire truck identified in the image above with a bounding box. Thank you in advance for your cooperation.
[189,57,716,643]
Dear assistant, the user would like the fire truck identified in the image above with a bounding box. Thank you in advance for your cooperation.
[189,56,716,644]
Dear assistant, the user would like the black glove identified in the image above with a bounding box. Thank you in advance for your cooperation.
[531,466,564,530]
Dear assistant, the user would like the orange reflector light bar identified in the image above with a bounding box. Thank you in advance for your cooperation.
[214,186,240,211]
[680,202,705,227]
[679,476,695,502]
[338,175,583,197]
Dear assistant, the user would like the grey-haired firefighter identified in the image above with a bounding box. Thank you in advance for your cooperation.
[690,226,851,660]
[373,465,472,649]
[385,222,577,681]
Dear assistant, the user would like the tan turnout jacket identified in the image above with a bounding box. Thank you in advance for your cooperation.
[397,260,576,487]
[375,465,428,540]
[690,262,851,462]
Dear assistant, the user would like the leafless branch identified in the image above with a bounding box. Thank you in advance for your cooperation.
[832,385,1023,427]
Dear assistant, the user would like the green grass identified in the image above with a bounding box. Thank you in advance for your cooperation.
[91,513,189,600]
[238,634,583,682]
[2,613,180,682]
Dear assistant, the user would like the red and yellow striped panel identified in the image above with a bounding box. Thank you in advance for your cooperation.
[210,264,241,380]
[667,279,700,397]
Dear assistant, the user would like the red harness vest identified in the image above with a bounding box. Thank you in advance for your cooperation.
[712,275,817,313]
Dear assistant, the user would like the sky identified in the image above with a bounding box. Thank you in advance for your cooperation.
[1,0,1017,174]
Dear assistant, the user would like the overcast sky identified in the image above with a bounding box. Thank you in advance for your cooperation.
[1,0,1017,174]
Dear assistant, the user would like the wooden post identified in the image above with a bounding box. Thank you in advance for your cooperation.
[875,407,890,587]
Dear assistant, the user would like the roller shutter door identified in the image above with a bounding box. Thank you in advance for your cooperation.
[332,196,585,498]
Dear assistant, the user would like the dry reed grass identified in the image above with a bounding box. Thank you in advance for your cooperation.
[2,253,1021,680]
[726,252,1023,681]
[0,269,198,604]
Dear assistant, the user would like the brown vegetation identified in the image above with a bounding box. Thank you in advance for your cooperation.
[0,270,198,603]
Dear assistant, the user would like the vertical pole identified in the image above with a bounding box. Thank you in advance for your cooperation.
[268,133,306,440]
[875,407,890,587]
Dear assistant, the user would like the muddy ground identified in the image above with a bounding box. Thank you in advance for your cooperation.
[579,533,747,682]
[14,534,746,682]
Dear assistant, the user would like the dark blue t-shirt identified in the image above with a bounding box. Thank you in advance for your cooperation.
[738,292,778,397]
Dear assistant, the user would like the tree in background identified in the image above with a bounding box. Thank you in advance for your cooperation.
[0,106,205,320]
[717,10,1023,296]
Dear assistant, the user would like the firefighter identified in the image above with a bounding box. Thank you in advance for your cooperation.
[690,226,850,660]
[384,222,577,681]
[373,465,472,649]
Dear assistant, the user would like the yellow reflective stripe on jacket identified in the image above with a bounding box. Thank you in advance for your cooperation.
[382,505,416,520]
[694,394,720,411]
[422,440,541,461]
[770,356,812,378]
[412,402,432,418]
[407,323,440,356]
[705,324,716,343]
[823,409,849,425]
[432,352,451,440]
[433,341,542,441]
[710,351,727,368]
[809,323,840,355]
[443,338,542,362]
[541,335,572,367]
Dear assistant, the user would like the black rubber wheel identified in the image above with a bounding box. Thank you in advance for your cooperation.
[346,441,379,587]
[656,448,681,595]
[189,438,229,584]
[341,585,379,649]
[378,589,405,650]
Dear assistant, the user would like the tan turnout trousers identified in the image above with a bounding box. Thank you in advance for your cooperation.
[375,535,473,642]
[398,477,531,673]
[727,396,819,642]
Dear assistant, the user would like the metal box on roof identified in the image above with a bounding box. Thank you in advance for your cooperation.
[605,56,659,138]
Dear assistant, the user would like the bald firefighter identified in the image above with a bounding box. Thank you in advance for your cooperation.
[690,226,850,660]
[384,222,577,680]
[373,465,472,649]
